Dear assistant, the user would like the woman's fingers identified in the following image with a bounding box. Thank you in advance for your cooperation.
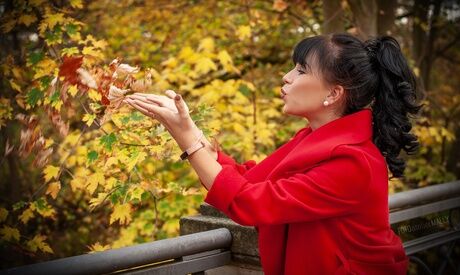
[128,98,166,117]
[164,90,177,99]
[124,99,153,117]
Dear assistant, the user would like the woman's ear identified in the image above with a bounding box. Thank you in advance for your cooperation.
[327,85,345,104]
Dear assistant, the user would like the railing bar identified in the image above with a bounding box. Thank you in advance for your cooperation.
[403,230,460,255]
[2,228,232,275]
[389,180,460,210]
[115,250,231,275]
[390,197,460,224]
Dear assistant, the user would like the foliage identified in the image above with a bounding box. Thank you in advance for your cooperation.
[0,0,458,268]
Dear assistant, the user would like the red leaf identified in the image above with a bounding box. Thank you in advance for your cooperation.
[59,55,83,85]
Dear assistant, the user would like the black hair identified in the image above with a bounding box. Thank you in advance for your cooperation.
[292,33,425,179]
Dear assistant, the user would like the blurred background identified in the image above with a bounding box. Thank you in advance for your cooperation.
[0,0,459,272]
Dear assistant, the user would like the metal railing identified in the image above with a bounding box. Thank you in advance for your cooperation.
[1,180,459,275]
[1,228,232,275]
[389,180,460,274]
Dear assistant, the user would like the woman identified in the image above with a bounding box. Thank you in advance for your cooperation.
[124,32,423,275]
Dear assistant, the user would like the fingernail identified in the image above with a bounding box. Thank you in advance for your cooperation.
[175,94,181,101]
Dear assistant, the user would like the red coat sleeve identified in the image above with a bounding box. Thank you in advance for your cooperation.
[198,149,257,187]
[204,144,372,226]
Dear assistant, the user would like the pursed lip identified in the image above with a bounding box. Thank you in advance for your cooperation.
[281,88,287,98]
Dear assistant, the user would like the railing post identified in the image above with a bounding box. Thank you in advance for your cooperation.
[180,203,263,274]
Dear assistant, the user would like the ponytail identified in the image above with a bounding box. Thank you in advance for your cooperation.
[364,36,425,179]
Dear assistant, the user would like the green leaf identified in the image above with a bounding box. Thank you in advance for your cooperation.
[238,84,251,97]
[99,133,117,151]
[39,76,52,90]
[65,23,77,35]
[29,51,44,65]
[87,150,98,163]
[26,88,43,107]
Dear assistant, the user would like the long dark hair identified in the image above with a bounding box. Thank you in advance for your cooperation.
[292,33,425,179]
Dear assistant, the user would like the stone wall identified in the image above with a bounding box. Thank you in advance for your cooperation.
[180,202,264,274]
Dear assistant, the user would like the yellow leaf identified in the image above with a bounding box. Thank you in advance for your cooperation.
[0,208,8,222]
[46,181,61,199]
[92,39,108,49]
[87,242,111,253]
[9,79,21,93]
[198,37,215,53]
[237,25,251,40]
[1,19,16,33]
[61,47,80,56]
[89,192,107,210]
[67,85,78,97]
[26,235,53,253]
[87,172,104,195]
[0,225,20,242]
[217,50,233,69]
[42,165,62,184]
[33,58,57,79]
[195,57,217,74]
[19,207,34,224]
[129,186,144,201]
[70,0,83,9]
[88,89,101,101]
[44,12,65,31]
[18,14,37,27]
[110,203,132,225]
[43,165,60,182]
[82,46,104,59]
[82,113,96,126]
[70,177,86,192]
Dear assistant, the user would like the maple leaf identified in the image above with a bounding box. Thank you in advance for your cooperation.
[87,242,111,253]
[110,203,132,225]
[0,225,20,242]
[26,234,53,253]
[43,165,59,182]
[46,181,61,199]
[58,55,83,85]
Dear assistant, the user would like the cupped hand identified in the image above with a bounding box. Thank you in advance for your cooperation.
[123,90,199,149]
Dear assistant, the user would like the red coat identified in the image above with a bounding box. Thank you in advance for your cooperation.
[202,108,409,275]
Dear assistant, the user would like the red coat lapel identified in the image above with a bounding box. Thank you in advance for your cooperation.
[244,108,373,182]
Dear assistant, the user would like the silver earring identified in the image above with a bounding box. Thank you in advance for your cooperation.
[323,100,329,106]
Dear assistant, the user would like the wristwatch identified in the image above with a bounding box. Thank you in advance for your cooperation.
[180,139,206,160]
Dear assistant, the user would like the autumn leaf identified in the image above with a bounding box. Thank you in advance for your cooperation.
[19,207,34,224]
[59,55,83,85]
[273,0,288,12]
[87,242,111,253]
[0,225,20,242]
[43,165,60,182]
[0,207,8,222]
[26,235,54,253]
[46,181,61,199]
[236,25,251,40]
[110,203,132,225]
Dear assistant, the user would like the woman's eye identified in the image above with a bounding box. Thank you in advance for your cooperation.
[297,70,305,74]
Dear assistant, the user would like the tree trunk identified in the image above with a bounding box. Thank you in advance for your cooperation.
[322,0,347,34]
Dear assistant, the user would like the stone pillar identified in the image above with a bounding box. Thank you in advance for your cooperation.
[180,202,263,275]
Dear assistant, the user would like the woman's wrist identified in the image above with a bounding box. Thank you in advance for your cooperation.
[191,125,218,161]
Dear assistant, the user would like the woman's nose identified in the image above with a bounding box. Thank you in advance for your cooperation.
[282,73,291,84]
